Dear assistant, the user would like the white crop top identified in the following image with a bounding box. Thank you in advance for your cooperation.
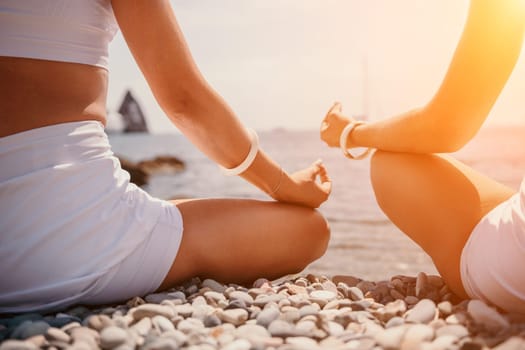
[0,0,118,69]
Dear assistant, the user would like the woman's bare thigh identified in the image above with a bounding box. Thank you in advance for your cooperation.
[158,198,330,290]
[370,151,515,298]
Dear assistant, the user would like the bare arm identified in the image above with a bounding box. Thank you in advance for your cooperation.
[322,0,525,153]
[111,0,331,207]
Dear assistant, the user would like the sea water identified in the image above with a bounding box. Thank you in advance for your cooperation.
[109,126,525,281]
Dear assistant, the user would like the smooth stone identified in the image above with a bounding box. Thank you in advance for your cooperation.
[400,324,435,349]
[286,336,319,349]
[143,337,179,350]
[133,304,175,321]
[385,316,405,329]
[332,275,361,287]
[256,307,280,327]
[379,299,407,322]
[356,281,375,295]
[235,324,271,339]
[145,292,172,304]
[437,301,453,316]
[415,272,428,297]
[10,321,50,340]
[191,304,214,321]
[203,315,221,328]
[310,290,336,301]
[299,304,320,318]
[204,291,226,303]
[253,294,284,307]
[218,309,248,326]
[347,287,364,301]
[229,291,254,306]
[0,340,37,350]
[100,326,128,349]
[152,315,175,333]
[374,325,408,349]
[404,296,419,305]
[435,324,469,339]
[225,299,247,310]
[221,339,251,350]
[47,316,81,329]
[131,317,152,336]
[45,327,70,343]
[25,335,46,348]
[159,330,188,347]
[467,300,509,333]
[85,314,114,331]
[445,312,468,325]
[6,314,44,329]
[167,291,187,303]
[202,279,227,293]
[430,335,458,349]
[267,320,297,338]
[326,321,344,336]
[281,309,301,324]
[177,318,204,333]
[493,336,525,350]
[173,304,194,318]
[295,320,317,334]
[405,299,436,324]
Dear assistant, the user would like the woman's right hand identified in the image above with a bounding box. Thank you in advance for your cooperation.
[273,160,332,208]
[320,102,355,148]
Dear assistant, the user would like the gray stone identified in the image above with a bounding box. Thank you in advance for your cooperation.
[202,278,227,293]
[100,326,128,349]
[203,314,221,328]
[256,307,280,327]
[229,291,254,306]
[10,321,50,340]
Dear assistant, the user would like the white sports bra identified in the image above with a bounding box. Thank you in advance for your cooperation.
[0,0,118,69]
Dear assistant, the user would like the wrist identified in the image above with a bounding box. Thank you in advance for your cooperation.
[339,121,371,160]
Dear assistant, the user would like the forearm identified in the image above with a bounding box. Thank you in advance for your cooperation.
[166,82,285,196]
[351,0,525,154]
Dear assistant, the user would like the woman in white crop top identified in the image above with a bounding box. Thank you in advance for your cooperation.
[0,1,331,312]
[321,0,525,313]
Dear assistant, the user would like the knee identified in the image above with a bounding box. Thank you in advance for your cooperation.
[296,209,330,268]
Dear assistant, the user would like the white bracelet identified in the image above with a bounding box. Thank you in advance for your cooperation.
[339,121,372,160]
[220,128,259,176]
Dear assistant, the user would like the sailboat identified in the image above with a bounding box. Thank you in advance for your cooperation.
[118,90,149,133]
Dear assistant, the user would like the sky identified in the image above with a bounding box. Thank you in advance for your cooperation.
[106,0,525,133]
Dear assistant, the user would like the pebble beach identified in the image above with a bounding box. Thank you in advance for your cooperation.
[1,272,524,350]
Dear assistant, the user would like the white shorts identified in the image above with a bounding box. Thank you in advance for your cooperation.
[0,121,184,313]
[460,184,525,313]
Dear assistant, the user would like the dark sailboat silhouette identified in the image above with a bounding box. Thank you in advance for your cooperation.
[118,90,149,133]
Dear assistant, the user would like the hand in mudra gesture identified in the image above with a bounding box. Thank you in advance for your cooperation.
[320,102,354,148]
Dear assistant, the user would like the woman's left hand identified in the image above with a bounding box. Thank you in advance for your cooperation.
[320,102,353,148]
[273,160,332,208]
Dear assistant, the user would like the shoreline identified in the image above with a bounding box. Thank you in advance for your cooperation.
[1,272,524,350]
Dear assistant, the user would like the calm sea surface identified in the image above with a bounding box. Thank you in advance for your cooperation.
[109,126,525,281]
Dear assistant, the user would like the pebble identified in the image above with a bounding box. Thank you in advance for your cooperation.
[100,326,128,349]
[468,299,510,333]
[2,273,524,350]
[405,299,436,324]
[132,304,174,321]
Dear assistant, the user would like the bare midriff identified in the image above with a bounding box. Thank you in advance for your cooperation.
[0,56,108,137]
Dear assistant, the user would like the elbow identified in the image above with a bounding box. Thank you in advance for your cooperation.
[154,76,209,123]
